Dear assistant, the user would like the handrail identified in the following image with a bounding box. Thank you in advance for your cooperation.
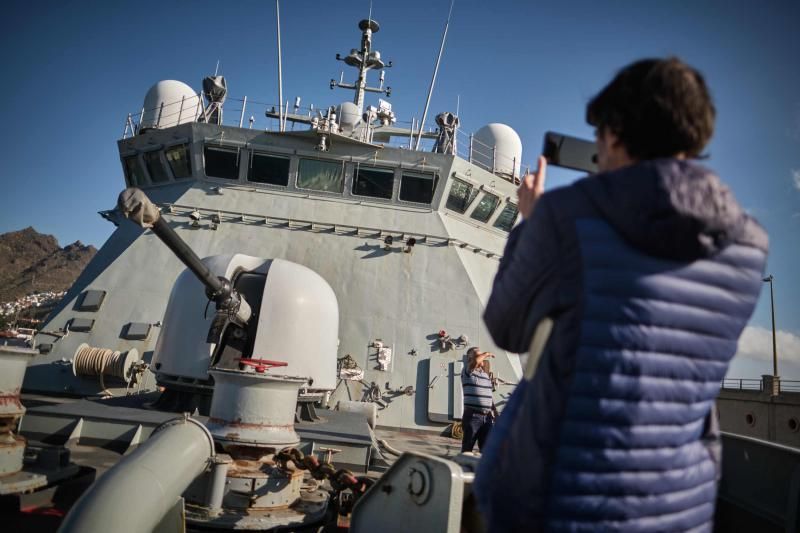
[721,377,800,394]
[721,378,763,391]
[120,94,542,184]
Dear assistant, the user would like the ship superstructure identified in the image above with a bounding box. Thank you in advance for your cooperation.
[25,19,527,434]
[2,14,799,533]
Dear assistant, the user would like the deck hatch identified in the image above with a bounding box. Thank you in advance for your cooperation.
[122,322,152,341]
[69,318,95,332]
[76,290,106,312]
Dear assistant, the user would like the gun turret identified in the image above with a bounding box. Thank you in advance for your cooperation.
[117,188,252,327]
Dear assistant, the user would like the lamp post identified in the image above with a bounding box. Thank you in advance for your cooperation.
[763,275,778,393]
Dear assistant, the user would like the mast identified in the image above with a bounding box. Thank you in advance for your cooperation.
[331,19,392,115]
[276,0,284,132]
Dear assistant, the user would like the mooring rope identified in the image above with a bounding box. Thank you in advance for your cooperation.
[73,345,130,396]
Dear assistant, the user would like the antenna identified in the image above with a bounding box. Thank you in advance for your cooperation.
[456,94,460,117]
[276,0,285,132]
[214,60,220,76]
[330,18,392,114]
[415,0,455,150]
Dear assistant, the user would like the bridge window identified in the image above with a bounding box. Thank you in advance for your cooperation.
[248,153,290,186]
[143,151,170,183]
[493,203,519,233]
[165,144,192,179]
[445,178,478,214]
[123,155,147,187]
[470,193,500,223]
[297,158,343,193]
[353,166,394,199]
[204,145,239,180]
[399,172,438,204]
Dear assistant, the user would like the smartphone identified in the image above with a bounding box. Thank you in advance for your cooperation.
[542,131,598,174]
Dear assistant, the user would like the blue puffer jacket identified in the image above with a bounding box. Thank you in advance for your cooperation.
[475,159,768,532]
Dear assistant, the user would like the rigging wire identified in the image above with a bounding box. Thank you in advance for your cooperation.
[414,0,455,150]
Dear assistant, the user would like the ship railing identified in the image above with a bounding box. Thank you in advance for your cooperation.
[721,378,763,391]
[374,122,535,183]
[122,94,323,137]
[121,95,538,184]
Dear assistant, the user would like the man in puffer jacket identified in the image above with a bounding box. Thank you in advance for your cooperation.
[474,57,768,532]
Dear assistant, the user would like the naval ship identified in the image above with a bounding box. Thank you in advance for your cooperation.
[1,14,798,533]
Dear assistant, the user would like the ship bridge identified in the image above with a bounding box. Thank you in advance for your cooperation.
[29,18,530,436]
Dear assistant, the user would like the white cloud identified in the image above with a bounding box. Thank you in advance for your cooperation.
[793,169,800,191]
[729,326,800,379]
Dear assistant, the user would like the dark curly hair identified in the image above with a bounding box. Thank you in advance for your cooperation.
[586,57,715,160]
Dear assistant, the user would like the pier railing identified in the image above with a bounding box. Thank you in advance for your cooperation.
[721,378,800,394]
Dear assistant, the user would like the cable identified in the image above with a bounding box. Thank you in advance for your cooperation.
[73,344,133,397]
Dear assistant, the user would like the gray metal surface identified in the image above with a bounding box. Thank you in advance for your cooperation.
[0,347,36,477]
[717,432,800,532]
[351,451,472,533]
[207,369,306,449]
[0,469,47,495]
[19,394,374,472]
[26,120,521,433]
[0,347,33,415]
[58,416,214,533]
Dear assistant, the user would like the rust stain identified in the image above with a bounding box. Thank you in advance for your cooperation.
[0,434,25,449]
[0,392,23,406]
[207,417,295,431]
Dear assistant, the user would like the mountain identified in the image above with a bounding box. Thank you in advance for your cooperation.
[0,227,96,302]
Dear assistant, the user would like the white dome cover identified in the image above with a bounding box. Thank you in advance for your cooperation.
[141,80,199,130]
[473,123,523,177]
[153,255,339,391]
[337,101,361,132]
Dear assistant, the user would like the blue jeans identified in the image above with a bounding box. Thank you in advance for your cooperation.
[461,407,493,452]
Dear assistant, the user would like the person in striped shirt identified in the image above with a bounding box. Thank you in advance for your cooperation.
[461,347,496,453]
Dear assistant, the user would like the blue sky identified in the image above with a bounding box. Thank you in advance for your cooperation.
[1,0,798,378]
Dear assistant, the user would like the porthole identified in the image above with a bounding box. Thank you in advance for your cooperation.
[745,413,756,427]
[788,418,799,433]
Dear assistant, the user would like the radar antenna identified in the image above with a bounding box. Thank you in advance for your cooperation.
[331,19,393,114]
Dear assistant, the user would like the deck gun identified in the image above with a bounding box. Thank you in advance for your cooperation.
[117,187,252,344]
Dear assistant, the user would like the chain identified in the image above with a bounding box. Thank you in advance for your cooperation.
[275,447,374,496]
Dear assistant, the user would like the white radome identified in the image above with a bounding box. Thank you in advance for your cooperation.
[473,123,523,178]
[337,101,362,132]
[140,80,199,130]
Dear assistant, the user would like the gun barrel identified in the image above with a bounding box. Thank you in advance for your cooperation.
[152,217,226,296]
[117,188,226,297]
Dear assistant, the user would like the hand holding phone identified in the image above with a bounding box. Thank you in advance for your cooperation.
[542,131,598,174]
[517,155,547,220]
